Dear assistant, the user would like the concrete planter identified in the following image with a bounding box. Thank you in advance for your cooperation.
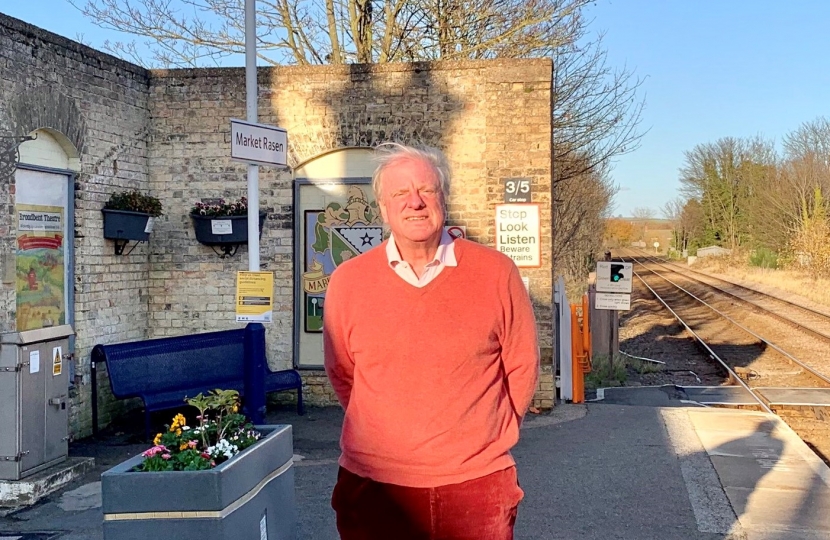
[101,425,296,540]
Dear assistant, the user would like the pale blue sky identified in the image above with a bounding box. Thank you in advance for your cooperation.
[4,1,830,217]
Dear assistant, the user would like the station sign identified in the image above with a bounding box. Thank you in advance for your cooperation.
[231,119,288,167]
[495,204,540,267]
[596,261,633,293]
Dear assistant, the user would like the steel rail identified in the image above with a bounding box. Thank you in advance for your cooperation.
[634,251,830,344]
[625,256,830,388]
[654,252,830,320]
[625,262,771,413]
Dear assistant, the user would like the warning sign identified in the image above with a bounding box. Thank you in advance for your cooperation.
[52,346,62,376]
[445,225,466,240]
[495,204,541,267]
[235,271,274,323]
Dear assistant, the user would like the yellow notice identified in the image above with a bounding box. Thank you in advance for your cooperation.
[235,271,274,323]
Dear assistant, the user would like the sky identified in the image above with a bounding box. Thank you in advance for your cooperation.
[3,1,830,217]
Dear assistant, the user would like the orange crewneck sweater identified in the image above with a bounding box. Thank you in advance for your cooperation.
[323,238,540,488]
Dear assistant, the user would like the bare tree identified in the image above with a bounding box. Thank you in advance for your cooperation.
[553,164,616,278]
[549,24,645,277]
[68,0,597,67]
[631,206,654,219]
[69,0,646,286]
[551,29,645,190]
[661,198,683,250]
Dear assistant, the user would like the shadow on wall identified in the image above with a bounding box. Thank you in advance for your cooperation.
[269,62,466,176]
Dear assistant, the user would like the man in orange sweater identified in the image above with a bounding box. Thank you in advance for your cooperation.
[323,142,540,539]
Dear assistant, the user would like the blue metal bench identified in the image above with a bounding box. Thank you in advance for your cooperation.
[90,328,304,439]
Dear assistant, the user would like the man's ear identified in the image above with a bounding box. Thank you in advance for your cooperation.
[378,198,389,223]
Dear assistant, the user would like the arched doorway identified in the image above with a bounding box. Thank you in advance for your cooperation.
[292,147,382,369]
[14,129,79,335]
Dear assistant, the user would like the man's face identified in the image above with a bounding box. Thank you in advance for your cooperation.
[378,157,445,247]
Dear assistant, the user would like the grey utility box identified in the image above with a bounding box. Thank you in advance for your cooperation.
[0,325,74,480]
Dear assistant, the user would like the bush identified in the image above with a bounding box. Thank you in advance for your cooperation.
[749,248,779,269]
[584,354,627,389]
[104,190,163,217]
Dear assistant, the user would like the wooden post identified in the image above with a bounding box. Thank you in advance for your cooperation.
[589,282,619,370]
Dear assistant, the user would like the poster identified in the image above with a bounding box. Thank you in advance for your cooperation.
[235,271,274,323]
[302,185,384,332]
[16,203,66,331]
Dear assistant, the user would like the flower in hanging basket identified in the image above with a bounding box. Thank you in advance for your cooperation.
[104,190,163,217]
[190,197,249,217]
[133,389,262,472]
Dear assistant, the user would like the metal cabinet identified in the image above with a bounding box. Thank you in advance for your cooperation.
[0,325,73,480]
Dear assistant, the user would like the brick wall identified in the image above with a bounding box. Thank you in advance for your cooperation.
[148,60,554,409]
[2,12,555,441]
[0,13,152,437]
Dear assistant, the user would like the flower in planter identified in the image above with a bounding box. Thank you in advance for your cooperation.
[190,197,250,217]
[134,389,262,472]
[104,189,163,217]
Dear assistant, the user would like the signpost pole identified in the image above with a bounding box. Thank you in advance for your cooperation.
[609,310,615,376]
[243,0,265,424]
[245,0,259,273]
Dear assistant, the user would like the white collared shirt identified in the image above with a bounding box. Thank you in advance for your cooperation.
[386,230,457,287]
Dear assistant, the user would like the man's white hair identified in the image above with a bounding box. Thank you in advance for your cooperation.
[371,142,451,207]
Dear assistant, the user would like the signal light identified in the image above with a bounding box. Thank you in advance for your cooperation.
[610,263,625,282]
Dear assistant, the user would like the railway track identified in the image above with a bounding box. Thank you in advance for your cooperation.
[633,251,830,344]
[616,249,830,412]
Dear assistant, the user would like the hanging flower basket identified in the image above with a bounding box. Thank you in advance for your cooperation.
[190,197,267,257]
[191,211,267,246]
[102,209,154,242]
[101,190,163,255]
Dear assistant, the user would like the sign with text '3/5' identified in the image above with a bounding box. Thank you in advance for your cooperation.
[231,119,288,167]
[503,178,532,203]
[496,204,541,268]
[596,261,633,293]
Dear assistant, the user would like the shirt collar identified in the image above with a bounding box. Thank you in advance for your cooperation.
[386,229,458,268]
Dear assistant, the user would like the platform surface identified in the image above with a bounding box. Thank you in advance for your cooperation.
[756,387,830,406]
[2,403,830,539]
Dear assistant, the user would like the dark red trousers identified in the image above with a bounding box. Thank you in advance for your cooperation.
[331,466,524,540]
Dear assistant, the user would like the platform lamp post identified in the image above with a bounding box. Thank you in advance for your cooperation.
[242,0,266,425]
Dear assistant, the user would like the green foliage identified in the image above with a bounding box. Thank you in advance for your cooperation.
[749,248,779,269]
[104,190,163,217]
[134,389,262,473]
[584,354,627,389]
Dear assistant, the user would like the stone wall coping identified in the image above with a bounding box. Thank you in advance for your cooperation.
[0,12,149,79]
[149,57,552,80]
